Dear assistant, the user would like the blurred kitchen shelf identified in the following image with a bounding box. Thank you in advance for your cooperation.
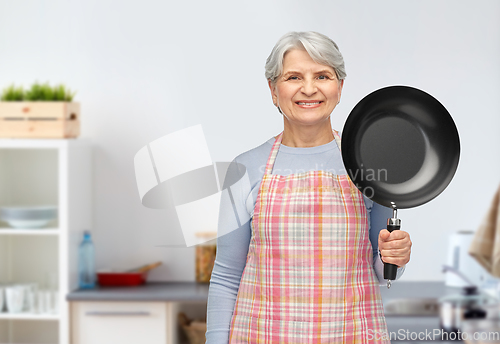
[0,138,88,149]
[0,229,59,235]
[0,312,59,321]
[0,139,92,344]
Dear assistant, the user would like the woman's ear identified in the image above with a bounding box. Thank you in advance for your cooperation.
[338,79,344,102]
[268,79,278,106]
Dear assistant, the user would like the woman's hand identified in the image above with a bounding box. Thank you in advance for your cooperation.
[378,229,412,268]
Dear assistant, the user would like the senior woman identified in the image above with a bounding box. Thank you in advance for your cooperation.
[206,31,412,343]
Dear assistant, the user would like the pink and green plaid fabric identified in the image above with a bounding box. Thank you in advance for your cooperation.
[229,131,389,343]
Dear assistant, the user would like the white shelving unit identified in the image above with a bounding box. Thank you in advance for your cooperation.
[0,138,91,344]
[0,229,59,236]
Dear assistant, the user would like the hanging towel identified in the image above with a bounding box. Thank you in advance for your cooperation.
[469,184,500,277]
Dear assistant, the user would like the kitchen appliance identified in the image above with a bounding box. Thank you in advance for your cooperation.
[446,230,488,288]
[439,265,499,335]
[439,286,489,335]
[342,86,460,287]
[439,266,495,336]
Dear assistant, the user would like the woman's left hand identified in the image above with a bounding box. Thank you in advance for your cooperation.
[378,229,412,268]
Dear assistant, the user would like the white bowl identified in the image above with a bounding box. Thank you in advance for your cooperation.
[5,219,53,229]
[0,206,57,229]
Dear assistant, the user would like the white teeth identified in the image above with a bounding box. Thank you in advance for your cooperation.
[297,102,320,105]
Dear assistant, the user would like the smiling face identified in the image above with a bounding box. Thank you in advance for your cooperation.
[269,48,343,130]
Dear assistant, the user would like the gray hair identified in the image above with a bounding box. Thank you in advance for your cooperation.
[265,31,346,86]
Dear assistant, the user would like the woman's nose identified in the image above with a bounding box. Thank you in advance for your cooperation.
[301,78,317,96]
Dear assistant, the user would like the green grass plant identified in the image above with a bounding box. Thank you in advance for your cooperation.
[1,84,24,101]
[1,82,76,101]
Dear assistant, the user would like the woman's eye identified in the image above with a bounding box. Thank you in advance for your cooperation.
[318,75,328,80]
[286,76,299,81]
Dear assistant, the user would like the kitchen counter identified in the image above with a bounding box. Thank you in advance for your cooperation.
[66,280,458,303]
[66,281,210,302]
[380,280,450,300]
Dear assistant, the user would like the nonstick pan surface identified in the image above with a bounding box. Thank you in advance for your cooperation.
[341,86,460,209]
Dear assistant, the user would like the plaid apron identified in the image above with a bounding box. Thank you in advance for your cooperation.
[229,130,390,344]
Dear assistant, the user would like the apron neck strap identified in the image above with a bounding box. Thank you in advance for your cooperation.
[332,130,342,152]
[264,131,284,175]
[264,129,342,176]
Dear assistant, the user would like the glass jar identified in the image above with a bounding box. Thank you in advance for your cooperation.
[195,232,217,283]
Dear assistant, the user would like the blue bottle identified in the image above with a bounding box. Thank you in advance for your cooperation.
[78,230,96,289]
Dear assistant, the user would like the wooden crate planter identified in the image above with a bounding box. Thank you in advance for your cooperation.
[0,102,80,138]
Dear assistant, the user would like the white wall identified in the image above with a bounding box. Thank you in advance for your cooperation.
[1,0,499,282]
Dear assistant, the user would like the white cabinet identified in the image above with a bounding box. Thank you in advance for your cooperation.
[70,299,208,344]
[0,139,91,344]
[71,302,170,344]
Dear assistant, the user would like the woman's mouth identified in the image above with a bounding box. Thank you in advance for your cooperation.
[295,101,323,108]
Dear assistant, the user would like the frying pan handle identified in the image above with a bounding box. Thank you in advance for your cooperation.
[383,219,401,281]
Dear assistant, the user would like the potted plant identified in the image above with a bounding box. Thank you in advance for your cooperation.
[0,82,80,138]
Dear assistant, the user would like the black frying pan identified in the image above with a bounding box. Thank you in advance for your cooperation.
[341,85,460,288]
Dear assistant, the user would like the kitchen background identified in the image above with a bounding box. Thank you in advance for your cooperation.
[0,0,499,284]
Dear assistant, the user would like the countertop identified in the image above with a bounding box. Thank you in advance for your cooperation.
[66,280,458,302]
[66,281,210,302]
[380,280,450,300]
